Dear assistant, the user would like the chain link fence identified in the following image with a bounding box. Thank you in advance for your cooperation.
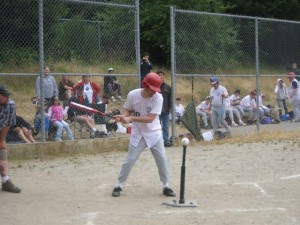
[170,8,300,140]
[0,0,139,142]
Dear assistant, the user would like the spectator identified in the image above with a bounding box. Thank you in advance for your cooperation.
[257,93,270,117]
[157,70,172,147]
[240,91,263,123]
[111,73,176,198]
[0,85,21,193]
[140,52,152,83]
[229,89,245,117]
[209,76,231,135]
[195,96,211,129]
[58,75,74,102]
[287,72,300,122]
[291,63,300,81]
[224,97,246,126]
[35,66,59,103]
[68,86,99,138]
[174,97,185,124]
[46,96,74,141]
[7,116,36,144]
[103,68,123,102]
[72,75,101,104]
[275,78,288,117]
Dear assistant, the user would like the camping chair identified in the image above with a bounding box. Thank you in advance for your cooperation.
[89,103,117,137]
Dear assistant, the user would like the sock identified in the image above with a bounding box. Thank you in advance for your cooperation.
[116,182,123,188]
[2,176,9,183]
[163,182,169,188]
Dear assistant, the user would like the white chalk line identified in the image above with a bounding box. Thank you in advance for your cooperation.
[157,207,287,215]
[235,182,268,197]
[280,174,300,180]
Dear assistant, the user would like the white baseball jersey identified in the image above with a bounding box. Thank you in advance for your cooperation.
[196,101,210,111]
[241,95,255,108]
[124,89,163,148]
[210,85,228,107]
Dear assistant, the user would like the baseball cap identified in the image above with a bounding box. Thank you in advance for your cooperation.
[108,68,114,72]
[210,76,218,84]
[0,85,12,97]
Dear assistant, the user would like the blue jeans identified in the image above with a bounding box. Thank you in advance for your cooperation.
[276,99,288,116]
[53,120,74,141]
[160,112,170,144]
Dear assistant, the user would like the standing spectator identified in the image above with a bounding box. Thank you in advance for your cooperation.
[287,72,300,122]
[195,96,211,129]
[58,75,74,101]
[157,70,172,147]
[47,97,74,141]
[275,78,288,117]
[0,85,21,193]
[103,68,123,102]
[291,63,300,81]
[140,52,152,83]
[174,97,185,124]
[229,89,245,117]
[35,66,59,103]
[72,75,101,104]
[7,115,36,144]
[111,73,176,198]
[209,77,231,135]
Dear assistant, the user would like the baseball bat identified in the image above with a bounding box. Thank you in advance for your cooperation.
[69,101,116,118]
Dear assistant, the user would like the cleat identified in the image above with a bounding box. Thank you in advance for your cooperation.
[163,187,176,197]
[112,186,122,197]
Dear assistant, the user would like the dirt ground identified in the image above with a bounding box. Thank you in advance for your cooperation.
[1,140,300,225]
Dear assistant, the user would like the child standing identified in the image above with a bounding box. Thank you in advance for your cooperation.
[47,97,74,141]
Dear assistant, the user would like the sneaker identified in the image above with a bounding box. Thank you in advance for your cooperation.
[164,142,172,147]
[163,187,176,197]
[239,121,246,126]
[110,96,116,102]
[112,186,122,197]
[2,179,21,193]
[117,96,124,101]
[232,122,238,127]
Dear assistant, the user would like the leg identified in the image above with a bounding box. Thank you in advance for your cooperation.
[53,121,63,141]
[113,83,122,96]
[160,112,170,145]
[220,108,230,132]
[22,127,36,143]
[211,108,219,132]
[61,120,74,140]
[276,99,283,117]
[282,99,288,115]
[14,127,31,143]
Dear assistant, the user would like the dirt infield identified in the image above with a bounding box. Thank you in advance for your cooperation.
[1,140,300,225]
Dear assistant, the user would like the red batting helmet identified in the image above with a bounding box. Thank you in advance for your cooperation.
[142,73,162,92]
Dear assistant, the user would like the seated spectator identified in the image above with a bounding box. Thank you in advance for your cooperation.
[195,96,211,129]
[58,75,74,102]
[103,68,123,102]
[47,97,74,141]
[72,75,101,104]
[229,89,245,117]
[274,78,288,117]
[68,86,100,138]
[224,97,246,127]
[7,115,36,143]
[240,91,263,123]
[174,97,185,124]
[257,93,270,117]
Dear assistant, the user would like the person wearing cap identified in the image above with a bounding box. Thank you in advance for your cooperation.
[240,90,262,124]
[0,85,21,193]
[209,76,231,135]
[274,78,288,117]
[157,70,172,147]
[103,68,123,102]
[195,96,212,129]
[35,66,59,103]
[287,72,300,121]
[111,72,176,198]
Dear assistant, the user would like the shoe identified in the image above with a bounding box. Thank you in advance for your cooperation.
[163,187,176,197]
[112,186,122,197]
[239,121,246,126]
[164,142,172,147]
[232,122,238,127]
[110,96,116,102]
[117,96,124,101]
[204,124,209,129]
[55,138,62,142]
[2,179,21,193]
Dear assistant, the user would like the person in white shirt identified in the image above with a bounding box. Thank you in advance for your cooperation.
[256,92,270,117]
[224,97,246,126]
[240,90,263,123]
[209,76,230,134]
[195,96,211,129]
[174,97,185,124]
[229,89,245,117]
[287,72,300,122]
[274,78,288,117]
[112,73,176,198]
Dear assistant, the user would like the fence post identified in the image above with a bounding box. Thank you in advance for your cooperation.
[255,17,260,133]
[135,0,141,88]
